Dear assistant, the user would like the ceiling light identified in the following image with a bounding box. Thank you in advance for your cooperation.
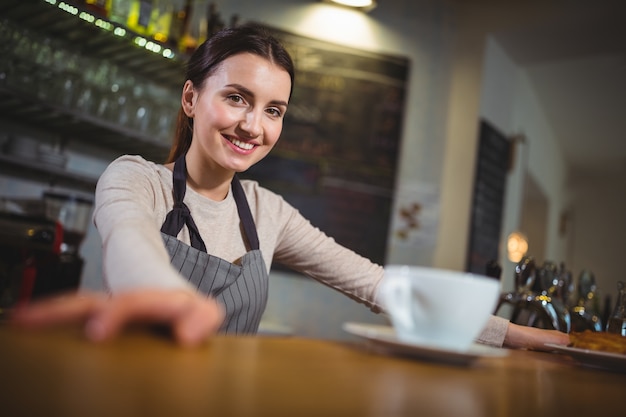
[322,0,377,12]
[507,231,528,263]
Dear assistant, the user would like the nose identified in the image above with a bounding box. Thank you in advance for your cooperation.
[239,110,263,138]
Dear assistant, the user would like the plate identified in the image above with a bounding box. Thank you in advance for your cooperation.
[545,343,626,373]
[342,322,508,366]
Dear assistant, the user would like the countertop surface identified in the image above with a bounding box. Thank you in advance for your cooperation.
[1,324,625,417]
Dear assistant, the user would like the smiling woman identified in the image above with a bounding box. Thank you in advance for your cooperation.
[90,24,308,336]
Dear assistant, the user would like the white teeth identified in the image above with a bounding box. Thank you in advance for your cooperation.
[229,138,254,150]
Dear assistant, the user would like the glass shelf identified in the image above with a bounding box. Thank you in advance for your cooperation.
[0,0,180,188]
[0,86,170,162]
[0,0,186,89]
[0,152,97,192]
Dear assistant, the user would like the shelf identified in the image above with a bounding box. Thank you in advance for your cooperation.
[0,86,170,163]
[0,0,179,188]
[0,0,186,89]
[0,152,97,192]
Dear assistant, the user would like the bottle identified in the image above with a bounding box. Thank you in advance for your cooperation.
[127,0,154,35]
[83,0,110,18]
[109,0,132,26]
[606,281,626,336]
[206,2,224,39]
[198,2,236,46]
[168,0,192,52]
[177,0,197,54]
[149,0,173,44]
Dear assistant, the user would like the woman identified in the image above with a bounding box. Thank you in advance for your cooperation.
[12,24,569,350]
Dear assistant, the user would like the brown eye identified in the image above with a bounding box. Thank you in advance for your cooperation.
[266,108,282,117]
[228,94,244,104]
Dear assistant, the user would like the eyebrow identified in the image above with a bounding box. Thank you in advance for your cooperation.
[226,83,289,107]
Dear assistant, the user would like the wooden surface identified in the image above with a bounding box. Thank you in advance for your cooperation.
[0,324,624,417]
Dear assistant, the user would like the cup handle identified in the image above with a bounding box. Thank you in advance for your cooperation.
[380,277,413,330]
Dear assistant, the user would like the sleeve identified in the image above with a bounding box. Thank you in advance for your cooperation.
[475,315,510,347]
[269,193,385,313]
[93,156,195,294]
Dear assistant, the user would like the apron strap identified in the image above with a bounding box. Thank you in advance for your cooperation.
[160,154,208,252]
[231,175,259,251]
[160,154,260,252]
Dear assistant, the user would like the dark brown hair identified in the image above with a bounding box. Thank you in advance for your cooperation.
[166,23,295,163]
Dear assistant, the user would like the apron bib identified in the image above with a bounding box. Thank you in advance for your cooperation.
[159,154,268,334]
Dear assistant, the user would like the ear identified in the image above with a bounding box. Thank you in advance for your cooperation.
[181,80,197,117]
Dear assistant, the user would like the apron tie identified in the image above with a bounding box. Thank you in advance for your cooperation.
[160,154,208,252]
[160,153,260,252]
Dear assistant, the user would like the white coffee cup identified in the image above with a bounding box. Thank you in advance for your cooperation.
[378,265,501,351]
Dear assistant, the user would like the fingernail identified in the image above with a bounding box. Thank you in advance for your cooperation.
[177,324,203,347]
[85,318,106,341]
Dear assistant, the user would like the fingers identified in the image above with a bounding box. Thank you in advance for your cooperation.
[544,329,570,348]
[80,289,224,346]
[173,296,225,347]
[505,323,571,351]
[528,328,570,351]
[11,289,225,347]
[84,290,187,341]
[11,292,107,327]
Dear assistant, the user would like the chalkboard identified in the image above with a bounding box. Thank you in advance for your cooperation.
[240,27,410,266]
[465,120,511,277]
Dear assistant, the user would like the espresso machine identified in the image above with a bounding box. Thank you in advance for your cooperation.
[0,211,62,313]
[0,192,93,315]
[42,191,93,290]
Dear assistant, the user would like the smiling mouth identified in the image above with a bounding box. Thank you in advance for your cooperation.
[227,137,255,151]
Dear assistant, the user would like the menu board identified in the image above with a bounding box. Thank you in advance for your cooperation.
[240,27,409,266]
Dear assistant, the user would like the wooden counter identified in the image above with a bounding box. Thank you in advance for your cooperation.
[0,325,624,417]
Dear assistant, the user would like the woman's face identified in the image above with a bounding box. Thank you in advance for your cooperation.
[183,52,291,174]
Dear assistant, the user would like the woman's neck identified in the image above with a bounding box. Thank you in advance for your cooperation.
[184,154,234,201]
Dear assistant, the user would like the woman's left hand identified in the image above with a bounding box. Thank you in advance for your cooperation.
[504,322,571,351]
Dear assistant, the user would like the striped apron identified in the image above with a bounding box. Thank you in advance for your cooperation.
[159,154,269,334]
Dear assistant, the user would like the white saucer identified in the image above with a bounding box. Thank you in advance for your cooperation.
[545,343,626,373]
[343,322,508,366]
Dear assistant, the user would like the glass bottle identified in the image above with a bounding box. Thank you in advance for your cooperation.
[109,0,133,26]
[606,281,626,336]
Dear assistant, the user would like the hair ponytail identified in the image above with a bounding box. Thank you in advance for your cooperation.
[166,109,193,163]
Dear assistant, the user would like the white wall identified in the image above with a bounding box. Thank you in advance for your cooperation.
[478,37,569,298]
[434,6,487,270]
[512,72,569,263]
[567,174,626,303]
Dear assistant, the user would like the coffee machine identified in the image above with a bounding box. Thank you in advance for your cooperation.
[0,192,92,315]
[0,212,62,313]
[42,191,93,294]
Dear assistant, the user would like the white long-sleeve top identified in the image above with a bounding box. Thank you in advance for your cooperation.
[93,155,509,346]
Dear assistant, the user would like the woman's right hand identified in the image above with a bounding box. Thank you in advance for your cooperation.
[10,289,225,347]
